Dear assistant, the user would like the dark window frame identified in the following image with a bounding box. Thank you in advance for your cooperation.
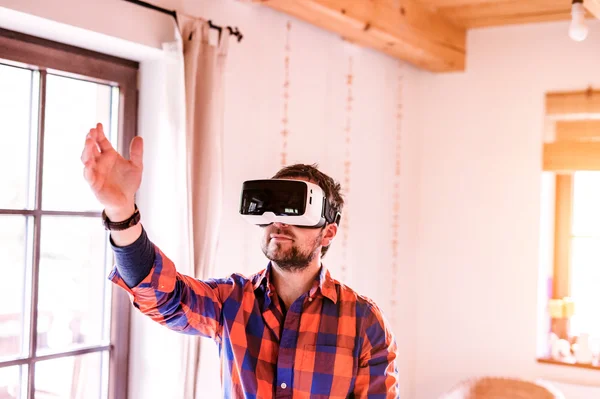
[0,27,138,399]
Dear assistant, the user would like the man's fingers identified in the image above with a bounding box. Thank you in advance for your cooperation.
[95,123,114,153]
[129,136,144,168]
[87,128,96,141]
[81,137,99,165]
[83,163,107,190]
[83,164,96,186]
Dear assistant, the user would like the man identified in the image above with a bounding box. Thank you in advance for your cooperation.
[81,123,400,398]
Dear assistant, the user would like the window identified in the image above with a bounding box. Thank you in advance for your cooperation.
[550,172,600,339]
[538,89,600,370]
[570,172,600,339]
[0,28,137,398]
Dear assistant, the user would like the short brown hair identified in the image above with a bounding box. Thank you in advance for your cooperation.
[272,163,344,257]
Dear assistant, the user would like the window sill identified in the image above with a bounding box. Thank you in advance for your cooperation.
[537,357,600,371]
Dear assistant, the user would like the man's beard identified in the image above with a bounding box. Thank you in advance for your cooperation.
[261,229,323,272]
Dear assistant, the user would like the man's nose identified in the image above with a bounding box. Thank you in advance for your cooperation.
[272,222,289,228]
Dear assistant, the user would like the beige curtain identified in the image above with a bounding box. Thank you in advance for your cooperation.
[177,15,230,399]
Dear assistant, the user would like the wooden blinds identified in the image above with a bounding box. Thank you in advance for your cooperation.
[543,89,600,171]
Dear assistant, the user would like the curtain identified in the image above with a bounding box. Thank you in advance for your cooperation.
[176,14,230,399]
[129,24,188,399]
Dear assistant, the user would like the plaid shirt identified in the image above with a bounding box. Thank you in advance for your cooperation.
[110,245,400,398]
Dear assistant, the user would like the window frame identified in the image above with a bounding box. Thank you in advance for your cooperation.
[0,27,138,399]
[553,174,573,301]
[539,88,600,370]
[540,171,600,371]
[551,173,573,339]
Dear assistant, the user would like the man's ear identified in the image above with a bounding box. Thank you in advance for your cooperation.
[321,223,338,247]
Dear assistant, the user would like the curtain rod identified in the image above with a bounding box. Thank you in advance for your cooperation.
[122,0,243,42]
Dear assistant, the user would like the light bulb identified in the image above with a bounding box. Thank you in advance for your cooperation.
[569,2,589,42]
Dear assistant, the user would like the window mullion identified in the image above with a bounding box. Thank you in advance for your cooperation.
[549,173,574,341]
[553,173,573,300]
[26,68,47,399]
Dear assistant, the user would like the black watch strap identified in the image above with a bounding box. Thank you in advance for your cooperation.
[102,204,141,231]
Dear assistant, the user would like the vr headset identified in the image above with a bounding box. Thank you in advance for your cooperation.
[239,179,341,228]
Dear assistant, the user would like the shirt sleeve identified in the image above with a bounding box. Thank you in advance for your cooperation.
[108,238,237,341]
[352,303,401,398]
[110,227,155,288]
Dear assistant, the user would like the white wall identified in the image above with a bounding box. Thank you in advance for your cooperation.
[414,20,600,399]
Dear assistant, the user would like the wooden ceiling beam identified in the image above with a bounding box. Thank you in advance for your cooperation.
[583,0,600,19]
[418,0,596,29]
[249,0,466,72]
[434,0,578,29]
[546,89,600,117]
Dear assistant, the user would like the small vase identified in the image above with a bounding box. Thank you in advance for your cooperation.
[574,333,593,364]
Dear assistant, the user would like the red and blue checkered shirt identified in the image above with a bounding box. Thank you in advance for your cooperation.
[110,244,400,398]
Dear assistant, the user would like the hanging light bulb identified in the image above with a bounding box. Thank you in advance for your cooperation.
[569,0,589,41]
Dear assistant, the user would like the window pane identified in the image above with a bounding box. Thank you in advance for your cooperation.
[0,64,35,210]
[35,352,104,399]
[42,74,113,212]
[37,216,108,353]
[570,237,600,339]
[0,365,23,399]
[572,171,600,237]
[0,216,29,360]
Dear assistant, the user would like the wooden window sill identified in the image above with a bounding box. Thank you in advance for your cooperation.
[537,357,600,371]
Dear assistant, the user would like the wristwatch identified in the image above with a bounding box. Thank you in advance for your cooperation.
[102,204,141,231]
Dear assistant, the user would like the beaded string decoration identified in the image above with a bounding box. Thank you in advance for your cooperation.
[280,21,292,167]
[390,61,404,326]
[340,55,353,282]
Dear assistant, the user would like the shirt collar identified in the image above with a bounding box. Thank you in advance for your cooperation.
[253,265,273,296]
[253,262,338,304]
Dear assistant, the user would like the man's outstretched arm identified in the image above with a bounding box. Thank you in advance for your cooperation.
[81,123,232,340]
[109,226,235,340]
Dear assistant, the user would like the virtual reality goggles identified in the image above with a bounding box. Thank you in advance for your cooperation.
[239,179,342,228]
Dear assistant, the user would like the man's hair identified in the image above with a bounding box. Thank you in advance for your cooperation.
[272,163,344,257]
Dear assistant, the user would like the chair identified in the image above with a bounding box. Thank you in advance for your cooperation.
[439,377,566,399]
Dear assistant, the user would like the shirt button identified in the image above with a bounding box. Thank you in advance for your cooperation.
[280,382,287,389]
[308,297,313,302]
